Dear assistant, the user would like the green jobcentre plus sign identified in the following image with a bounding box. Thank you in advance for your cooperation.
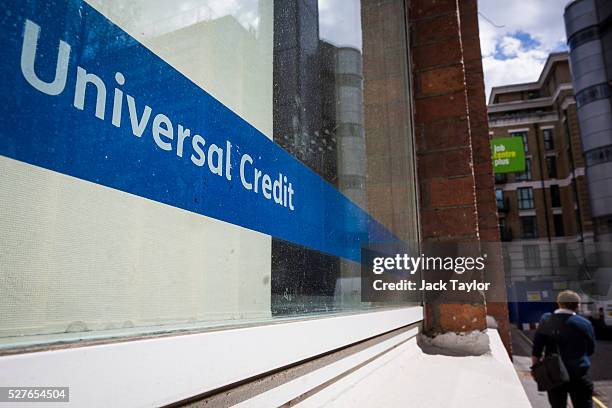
[491,137,526,173]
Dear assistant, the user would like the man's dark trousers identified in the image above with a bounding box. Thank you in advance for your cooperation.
[547,370,593,408]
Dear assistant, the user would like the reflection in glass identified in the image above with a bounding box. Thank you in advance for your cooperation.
[271,0,418,313]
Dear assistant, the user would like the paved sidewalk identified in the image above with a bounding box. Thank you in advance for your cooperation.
[590,331,612,408]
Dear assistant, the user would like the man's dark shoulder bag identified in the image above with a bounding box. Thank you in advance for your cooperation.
[531,314,570,392]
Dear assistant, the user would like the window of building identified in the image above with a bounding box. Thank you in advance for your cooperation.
[516,158,532,181]
[543,128,554,150]
[585,145,612,166]
[496,189,504,209]
[512,131,529,152]
[523,245,541,268]
[0,0,420,353]
[550,184,561,208]
[568,25,599,50]
[495,173,507,183]
[546,156,557,179]
[517,187,535,209]
[553,214,565,237]
[520,216,538,239]
[527,90,540,99]
[575,83,611,108]
[557,243,568,267]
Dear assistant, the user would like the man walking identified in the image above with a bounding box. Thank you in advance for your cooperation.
[532,290,596,408]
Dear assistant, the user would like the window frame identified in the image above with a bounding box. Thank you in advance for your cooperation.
[550,184,561,208]
[517,187,534,209]
[523,244,541,268]
[546,156,557,179]
[495,188,504,209]
[557,243,569,267]
[542,128,554,151]
[553,213,565,237]
[520,216,538,239]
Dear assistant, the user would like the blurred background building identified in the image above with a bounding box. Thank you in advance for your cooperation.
[488,52,595,285]
[487,52,601,327]
[564,0,612,330]
[564,0,612,243]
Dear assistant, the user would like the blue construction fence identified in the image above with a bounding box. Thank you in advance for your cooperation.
[507,281,556,330]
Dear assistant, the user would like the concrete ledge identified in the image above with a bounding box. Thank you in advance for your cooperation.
[295,329,531,407]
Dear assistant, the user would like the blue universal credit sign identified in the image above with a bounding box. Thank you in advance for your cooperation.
[0,0,397,262]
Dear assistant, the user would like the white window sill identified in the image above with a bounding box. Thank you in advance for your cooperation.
[0,306,422,407]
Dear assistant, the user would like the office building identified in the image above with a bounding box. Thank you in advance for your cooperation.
[488,53,596,284]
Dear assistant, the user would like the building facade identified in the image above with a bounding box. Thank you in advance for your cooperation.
[0,0,508,405]
[488,53,597,299]
[565,0,612,243]
[564,0,612,323]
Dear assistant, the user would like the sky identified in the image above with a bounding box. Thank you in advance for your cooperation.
[111,0,569,104]
[319,0,362,49]
[477,0,570,102]
[318,0,571,102]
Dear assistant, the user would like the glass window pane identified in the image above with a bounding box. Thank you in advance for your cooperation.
[520,216,538,239]
[516,158,531,181]
[550,185,561,208]
[496,188,503,203]
[546,156,557,179]
[553,214,565,237]
[523,244,541,267]
[543,129,554,150]
[517,187,534,209]
[0,0,419,348]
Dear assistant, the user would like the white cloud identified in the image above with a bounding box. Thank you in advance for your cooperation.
[478,0,569,101]
[499,36,522,57]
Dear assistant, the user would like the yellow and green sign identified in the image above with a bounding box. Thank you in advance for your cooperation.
[491,137,525,173]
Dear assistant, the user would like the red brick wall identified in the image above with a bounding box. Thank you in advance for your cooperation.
[409,0,511,354]
[459,0,511,354]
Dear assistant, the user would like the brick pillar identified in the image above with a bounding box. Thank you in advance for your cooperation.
[458,0,512,354]
[409,0,511,354]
